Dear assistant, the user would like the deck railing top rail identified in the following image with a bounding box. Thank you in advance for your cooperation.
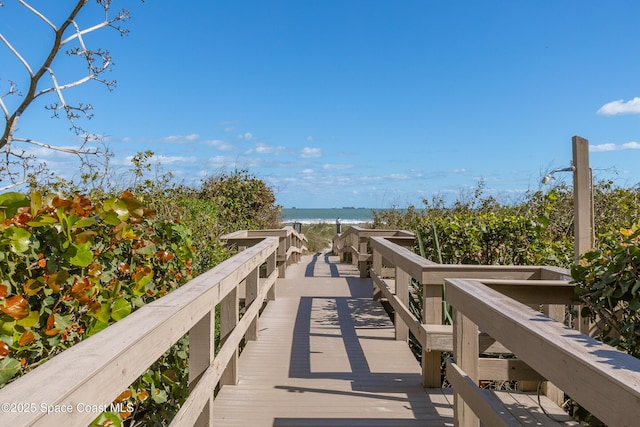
[221,226,307,278]
[367,233,573,388]
[446,277,640,427]
[369,235,571,283]
[0,235,281,427]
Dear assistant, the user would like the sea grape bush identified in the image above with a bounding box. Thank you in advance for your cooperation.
[0,190,194,424]
[573,225,640,357]
[373,181,640,269]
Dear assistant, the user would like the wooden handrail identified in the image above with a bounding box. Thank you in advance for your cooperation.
[221,226,307,278]
[368,235,573,389]
[333,226,415,278]
[0,236,280,427]
[445,278,640,427]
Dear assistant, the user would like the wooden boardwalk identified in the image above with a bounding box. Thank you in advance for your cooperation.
[211,250,454,426]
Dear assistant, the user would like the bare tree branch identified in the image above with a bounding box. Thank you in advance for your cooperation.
[17,0,58,31]
[0,0,141,188]
[13,137,100,155]
[0,33,34,76]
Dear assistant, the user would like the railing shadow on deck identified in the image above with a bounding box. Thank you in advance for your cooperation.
[0,227,306,427]
[285,292,431,422]
[333,227,640,426]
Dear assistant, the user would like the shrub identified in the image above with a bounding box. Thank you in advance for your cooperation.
[572,225,640,357]
[0,190,194,424]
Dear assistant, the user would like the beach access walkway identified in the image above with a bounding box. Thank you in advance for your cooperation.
[210,250,454,426]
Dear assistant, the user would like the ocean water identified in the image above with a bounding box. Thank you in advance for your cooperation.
[281,208,377,224]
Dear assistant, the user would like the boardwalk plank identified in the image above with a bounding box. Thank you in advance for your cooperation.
[211,251,454,426]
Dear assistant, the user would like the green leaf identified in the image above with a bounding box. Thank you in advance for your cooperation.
[30,190,42,214]
[86,319,109,337]
[0,192,29,221]
[93,303,111,324]
[104,197,129,221]
[0,319,16,338]
[27,216,58,227]
[16,311,40,328]
[73,217,97,229]
[5,227,31,253]
[89,412,122,427]
[546,189,559,202]
[111,299,131,321]
[54,313,72,331]
[151,384,167,404]
[100,211,121,226]
[66,242,94,267]
[132,267,153,296]
[0,357,21,385]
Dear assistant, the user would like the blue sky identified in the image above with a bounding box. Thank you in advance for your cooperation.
[2,1,640,208]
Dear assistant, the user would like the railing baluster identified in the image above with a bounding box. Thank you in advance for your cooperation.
[422,282,443,387]
[267,250,277,300]
[372,250,382,301]
[245,266,259,341]
[453,308,480,427]
[395,266,410,342]
[188,311,215,427]
[220,286,239,386]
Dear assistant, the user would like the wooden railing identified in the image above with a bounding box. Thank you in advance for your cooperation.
[221,226,307,278]
[445,278,640,427]
[0,235,282,426]
[368,235,572,393]
[332,226,414,277]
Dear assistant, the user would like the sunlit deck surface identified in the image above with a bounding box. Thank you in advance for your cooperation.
[211,250,454,426]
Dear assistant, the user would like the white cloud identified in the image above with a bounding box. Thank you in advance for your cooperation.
[208,155,235,168]
[306,136,314,142]
[590,141,640,152]
[246,143,287,155]
[597,97,640,115]
[154,154,198,164]
[236,132,254,140]
[322,163,353,170]
[220,121,238,132]
[162,134,200,143]
[204,139,233,151]
[388,173,410,180]
[301,147,322,158]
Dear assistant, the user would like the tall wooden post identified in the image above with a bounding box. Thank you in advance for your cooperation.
[573,136,596,335]
[572,136,593,263]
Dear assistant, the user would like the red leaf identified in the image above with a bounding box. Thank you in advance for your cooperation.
[19,331,35,346]
[46,313,55,330]
[0,340,9,358]
[1,295,29,320]
[0,284,7,299]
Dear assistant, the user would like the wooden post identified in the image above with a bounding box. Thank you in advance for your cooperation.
[220,287,239,386]
[422,283,443,388]
[541,304,565,405]
[573,136,596,335]
[277,236,286,278]
[188,311,215,427]
[395,267,410,342]
[572,136,593,263]
[359,236,369,278]
[267,250,277,300]
[245,266,259,341]
[372,250,382,300]
[453,309,480,427]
